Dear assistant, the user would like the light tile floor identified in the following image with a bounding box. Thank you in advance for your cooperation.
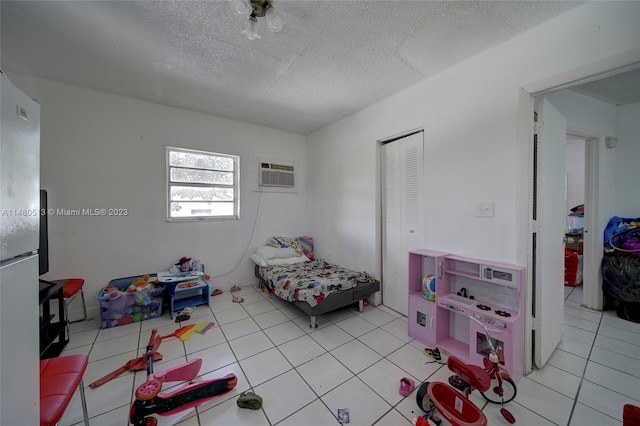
[59,284,639,425]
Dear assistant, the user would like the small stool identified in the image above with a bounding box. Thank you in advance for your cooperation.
[53,278,87,334]
[40,354,90,426]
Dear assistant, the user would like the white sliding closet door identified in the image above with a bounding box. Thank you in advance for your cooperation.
[381,131,424,316]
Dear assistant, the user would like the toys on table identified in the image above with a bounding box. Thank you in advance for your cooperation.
[159,256,205,283]
[168,256,201,275]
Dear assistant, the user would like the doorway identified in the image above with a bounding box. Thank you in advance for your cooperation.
[564,137,586,290]
[529,95,611,369]
[524,64,640,373]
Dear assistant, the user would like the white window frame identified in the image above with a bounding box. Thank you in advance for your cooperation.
[166,147,240,221]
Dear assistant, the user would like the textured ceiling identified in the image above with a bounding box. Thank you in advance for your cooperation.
[1,1,586,134]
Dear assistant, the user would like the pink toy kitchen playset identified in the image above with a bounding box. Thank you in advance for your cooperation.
[407,249,525,381]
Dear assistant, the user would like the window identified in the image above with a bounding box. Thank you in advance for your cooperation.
[167,147,239,221]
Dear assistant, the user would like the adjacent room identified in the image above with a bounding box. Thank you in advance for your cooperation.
[1,1,639,425]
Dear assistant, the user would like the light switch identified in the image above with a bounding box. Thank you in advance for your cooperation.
[474,202,494,217]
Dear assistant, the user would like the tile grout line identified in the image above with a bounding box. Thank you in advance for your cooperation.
[245,292,337,425]
[190,299,260,424]
[252,300,407,425]
[233,299,296,426]
[271,305,396,425]
[77,287,507,424]
[73,283,639,426]
[207,287,338,425]
[566,295,605,425]
[564,286,627,424]
[201,292,275,424]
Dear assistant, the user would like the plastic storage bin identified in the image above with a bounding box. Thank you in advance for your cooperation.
[97,274,166,328]
[567,215,584,234]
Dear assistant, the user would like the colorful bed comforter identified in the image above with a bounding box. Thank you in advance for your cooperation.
[258,259,374,307]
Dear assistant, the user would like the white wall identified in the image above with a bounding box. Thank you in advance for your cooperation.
[8,2,640,319]
[615,101,640,217]
[9,74,307,317]
[546,90,617,136]
[307,2,640,278]
[545,90,640,235]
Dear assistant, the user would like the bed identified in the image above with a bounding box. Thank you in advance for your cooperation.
[251,237,380,327]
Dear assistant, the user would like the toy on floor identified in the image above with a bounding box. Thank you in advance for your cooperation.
[415,316,516,426]
[399,377,415,396]
[236,391,263,410]
[412,411,435,426]
[161,321,215,341]
[130,328,238,426]
[337,408,349,424]
[89,336,163,389]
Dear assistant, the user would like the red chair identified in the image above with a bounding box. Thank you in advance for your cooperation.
[40,354,89,426]
[52,278,87,334]
[624,404,640,426]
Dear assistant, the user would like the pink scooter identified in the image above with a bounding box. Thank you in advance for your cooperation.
[129,329,238,426]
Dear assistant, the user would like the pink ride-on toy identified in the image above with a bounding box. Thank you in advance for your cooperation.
[129,329,238,426]
[415,316,516,426]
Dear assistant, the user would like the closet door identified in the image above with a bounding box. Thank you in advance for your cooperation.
[382,131,424,316]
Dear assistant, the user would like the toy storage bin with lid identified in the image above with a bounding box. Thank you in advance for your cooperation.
[97,274,166,328]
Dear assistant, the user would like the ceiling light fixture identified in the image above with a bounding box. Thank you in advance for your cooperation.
[231,0,284,40]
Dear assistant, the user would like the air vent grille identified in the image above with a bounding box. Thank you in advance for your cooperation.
[260,163,295,188]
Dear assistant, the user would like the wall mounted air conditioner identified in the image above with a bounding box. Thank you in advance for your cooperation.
[259,162,295,188]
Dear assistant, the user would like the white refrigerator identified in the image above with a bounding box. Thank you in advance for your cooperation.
[0,70,41,425]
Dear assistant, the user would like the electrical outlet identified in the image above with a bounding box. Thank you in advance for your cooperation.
[474,202,495,217]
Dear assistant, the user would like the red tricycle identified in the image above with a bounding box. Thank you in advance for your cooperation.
[415,316,516,425]
[129,328,238,426]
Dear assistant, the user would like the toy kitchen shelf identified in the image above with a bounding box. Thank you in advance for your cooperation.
[408,249,525,381]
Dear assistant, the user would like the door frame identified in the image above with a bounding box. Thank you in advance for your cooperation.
[583,136,604,311]
[376,128,424,312]
[564,132,603,311]
[517,60,640,374]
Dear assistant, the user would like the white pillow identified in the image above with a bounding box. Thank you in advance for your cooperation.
[257,246,300,261]
[266,255,309,266]
[250,254,268,267]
